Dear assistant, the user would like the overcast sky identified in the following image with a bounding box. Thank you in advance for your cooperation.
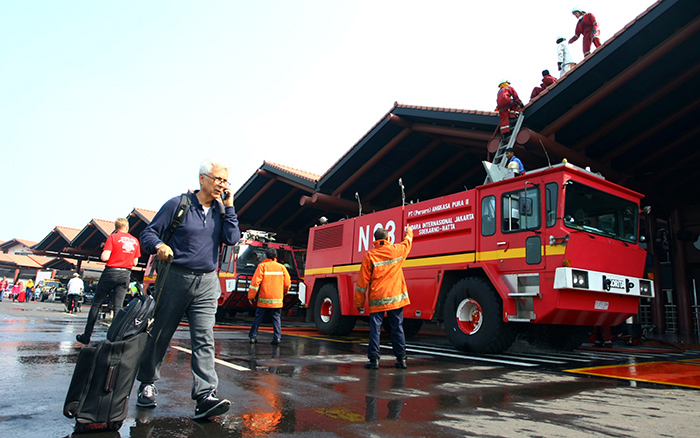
[0,0,657,243]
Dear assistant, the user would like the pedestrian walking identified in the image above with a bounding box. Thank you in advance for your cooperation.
[0,276,8,302]
[66,273,84,313]
[135,158,240,420]
[248,248,291,345]
[355,226,414,369]
[76,218,141,344]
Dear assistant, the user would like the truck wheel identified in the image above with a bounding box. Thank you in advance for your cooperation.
[314,284,356,336]
[443,278,515,354]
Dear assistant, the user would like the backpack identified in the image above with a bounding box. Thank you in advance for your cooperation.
[147,193,226,277]
[106,295,156,342]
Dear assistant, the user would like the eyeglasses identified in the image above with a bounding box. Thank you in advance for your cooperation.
[203,173,231,187]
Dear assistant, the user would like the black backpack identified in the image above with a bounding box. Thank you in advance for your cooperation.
[106,295,155,342]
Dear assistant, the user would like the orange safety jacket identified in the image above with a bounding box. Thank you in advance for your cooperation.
[248,258,291,308]
[354,227,413,313]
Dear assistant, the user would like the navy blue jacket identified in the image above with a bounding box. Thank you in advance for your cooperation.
[141,191,241,272]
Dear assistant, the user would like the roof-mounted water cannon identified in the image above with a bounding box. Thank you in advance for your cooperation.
[242,230,276,242]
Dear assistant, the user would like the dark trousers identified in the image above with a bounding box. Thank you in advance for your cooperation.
[368,308,406,360]
[249,307,282,340]
[82,267,130,337]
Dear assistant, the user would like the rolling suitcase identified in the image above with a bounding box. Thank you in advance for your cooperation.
[64,294,157,432]
[63,332,148,431]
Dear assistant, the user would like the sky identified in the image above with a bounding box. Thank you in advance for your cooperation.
[0,0,658,243]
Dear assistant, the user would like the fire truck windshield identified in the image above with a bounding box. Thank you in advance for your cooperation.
[236,245,300,279]
[563,180,638,243]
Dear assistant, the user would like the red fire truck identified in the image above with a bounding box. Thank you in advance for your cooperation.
[144,230,305,320]
[302,162,654,353]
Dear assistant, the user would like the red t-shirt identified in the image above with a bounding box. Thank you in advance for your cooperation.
[104,232,141,269]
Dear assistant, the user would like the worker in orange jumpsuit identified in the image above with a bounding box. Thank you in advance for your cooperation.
[569,7,601,56]
[248,248,291,344]
[355,226,413,369]
[496,79,524,142]
[530,70,558,100]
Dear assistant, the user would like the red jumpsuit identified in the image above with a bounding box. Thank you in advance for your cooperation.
[569,12,601,55]
[496,86,523,136]
[530,75,557,99]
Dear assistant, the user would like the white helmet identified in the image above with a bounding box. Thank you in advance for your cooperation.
[572,7,583,14]
[498,79,510,87]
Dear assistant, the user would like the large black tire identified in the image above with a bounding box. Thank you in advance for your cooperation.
[314,284,356,336]
[525,325,589,351]
[443,278,516,354]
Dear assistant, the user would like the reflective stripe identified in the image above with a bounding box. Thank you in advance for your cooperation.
[356,286,367,294]
[264,272,284,276]
[258,298,283,304]
[369,291,409,307]
[249,285,259,291]
[372,256,403,268]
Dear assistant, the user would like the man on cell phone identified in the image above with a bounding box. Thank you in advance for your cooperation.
[135,159,240,421]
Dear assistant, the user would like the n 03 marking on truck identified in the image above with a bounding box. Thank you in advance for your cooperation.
[358,220,396,252]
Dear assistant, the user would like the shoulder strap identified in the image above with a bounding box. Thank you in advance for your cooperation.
[162,193,191,245]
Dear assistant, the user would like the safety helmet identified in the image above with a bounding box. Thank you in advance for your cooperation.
[508,161,520,171]
[572,7,583,14]
[498,79,510,88]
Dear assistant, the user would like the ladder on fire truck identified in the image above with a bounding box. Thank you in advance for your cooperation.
[483,112,525,184]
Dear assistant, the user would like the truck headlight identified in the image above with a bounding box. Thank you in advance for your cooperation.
[639,280,652,297]
[572,270,589,288]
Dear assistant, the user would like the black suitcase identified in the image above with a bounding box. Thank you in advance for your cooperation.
[64,332,148,431]
[64,293,156,431]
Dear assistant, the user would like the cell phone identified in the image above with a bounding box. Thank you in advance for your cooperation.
[221,190,229,201]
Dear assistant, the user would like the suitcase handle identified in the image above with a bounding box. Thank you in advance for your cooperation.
[104,365,116,392]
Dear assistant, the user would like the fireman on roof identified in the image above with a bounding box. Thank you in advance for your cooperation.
[355,226,413,370]
[530,70,558,100]
[569,7,601,56]
[496,79,524,142]
[248,248,291,345]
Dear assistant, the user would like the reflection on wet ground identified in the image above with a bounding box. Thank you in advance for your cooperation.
[2,306,700,437]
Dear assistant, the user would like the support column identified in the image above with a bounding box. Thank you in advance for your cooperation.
[646,213,665,333]
[670,208,693,337]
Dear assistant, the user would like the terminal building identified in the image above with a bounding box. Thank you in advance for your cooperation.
[5,0,699,339]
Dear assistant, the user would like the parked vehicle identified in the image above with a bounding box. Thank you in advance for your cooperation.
[38,280,63,302]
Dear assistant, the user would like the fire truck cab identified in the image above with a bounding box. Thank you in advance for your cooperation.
[217,230,305,319]
[303,162,654,353]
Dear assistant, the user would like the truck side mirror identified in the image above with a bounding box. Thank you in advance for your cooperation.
[519,197,533,216]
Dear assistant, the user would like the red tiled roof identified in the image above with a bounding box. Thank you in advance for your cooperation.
[91,219,116,236]
[395,103,496,116]
[264,161,321,182]
[55,226,81,243]
[0,254,44,268]
[132,208,157,223]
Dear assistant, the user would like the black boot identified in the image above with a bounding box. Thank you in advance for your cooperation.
[394,355,407,369]
[364,358,379,369]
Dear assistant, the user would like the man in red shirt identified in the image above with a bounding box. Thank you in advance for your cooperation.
[76,218,141,344]
[569,7,601,56]
[496,80,524,142]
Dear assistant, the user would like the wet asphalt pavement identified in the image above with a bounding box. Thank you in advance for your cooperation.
[2,300,700,438]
